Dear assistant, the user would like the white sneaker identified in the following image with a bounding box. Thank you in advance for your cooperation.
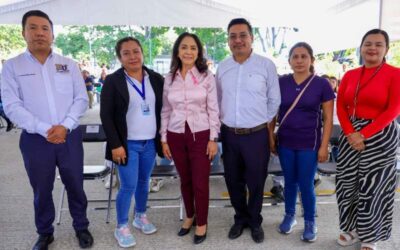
[150,179,164,192]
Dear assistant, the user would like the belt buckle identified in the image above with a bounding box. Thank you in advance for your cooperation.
[234,127,248,135]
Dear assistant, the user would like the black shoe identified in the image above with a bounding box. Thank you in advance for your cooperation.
[32,234,54,250]
[6,124,12,132]
[228,223,246,239]
[194,232,207,244]
[177,218,196,236]
[75,229,93,248]
[271,185,285,202]
[251,226,264,243]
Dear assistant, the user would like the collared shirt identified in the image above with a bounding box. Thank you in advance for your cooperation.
[216,52,281,128]
[160,67,220,142]
[125,71,157,140]
[1,50,88,138]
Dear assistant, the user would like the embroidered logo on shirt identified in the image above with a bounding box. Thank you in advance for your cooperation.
[55,64,69,73]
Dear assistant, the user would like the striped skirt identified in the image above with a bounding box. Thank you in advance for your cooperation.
[336,118,399,243]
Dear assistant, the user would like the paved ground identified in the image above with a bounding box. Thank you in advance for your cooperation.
[0,104,399,250]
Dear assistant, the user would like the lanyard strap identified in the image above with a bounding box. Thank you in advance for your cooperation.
[352,63,383,118]
[125,73,145,100]
[278,74,316,130]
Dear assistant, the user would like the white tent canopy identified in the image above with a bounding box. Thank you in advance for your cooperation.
[0,0,397,53]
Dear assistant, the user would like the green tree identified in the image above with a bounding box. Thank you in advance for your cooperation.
[55,25,170,68]
[0,25,25,59]
[388,40,400,67]
[254,27,296,57]
[134,26,171,65]
[55,26,89,61]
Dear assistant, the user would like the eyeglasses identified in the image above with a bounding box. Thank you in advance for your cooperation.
[229,33,250,41]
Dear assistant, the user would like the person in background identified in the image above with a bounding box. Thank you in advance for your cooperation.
[216,18,280,243]
[269,42,334,242]
[1,10,93,249]
[95,71,106,104]
[160,32,220,245]
[82,70,94,109]
[100,37,164,248]
[0,91,14,132]
[336,29,400,250]
[329,76,338,92]
[0,59,14,131]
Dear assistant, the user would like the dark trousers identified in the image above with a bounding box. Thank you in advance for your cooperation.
[19,129,89,235]
[221,126,269,228]
[167,123,211,226]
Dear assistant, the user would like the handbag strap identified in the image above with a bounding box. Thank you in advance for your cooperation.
[279,74,316,129]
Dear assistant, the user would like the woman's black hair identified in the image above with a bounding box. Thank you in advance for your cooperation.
[115,37,143,59]
[360,29,389,48]
[289,42,315,74]
[170,32,208,82]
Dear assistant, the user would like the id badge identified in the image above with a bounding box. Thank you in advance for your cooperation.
[141,103,150,116]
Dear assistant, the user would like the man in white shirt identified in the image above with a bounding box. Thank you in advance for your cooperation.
[1,10,93,250]
[216,18,281,243]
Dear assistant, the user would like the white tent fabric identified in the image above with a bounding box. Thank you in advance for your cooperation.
[381,0,400,41]
[0,0,245,27]
[0,0,397,52]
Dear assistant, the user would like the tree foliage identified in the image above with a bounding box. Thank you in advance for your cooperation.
[254,27,296,57]
[55,25,170,67]
[388,40,400,67]
[0,25,25,59]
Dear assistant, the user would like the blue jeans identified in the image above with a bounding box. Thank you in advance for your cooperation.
[278,146,317,222]
[116,139,156,226]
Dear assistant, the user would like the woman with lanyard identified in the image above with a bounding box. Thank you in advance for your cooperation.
[336,29,400,250]
[160,32,220,244]
[269,42,335,242]
[100,37,164,248]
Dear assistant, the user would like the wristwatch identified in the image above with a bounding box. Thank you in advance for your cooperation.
[212,137,219,142]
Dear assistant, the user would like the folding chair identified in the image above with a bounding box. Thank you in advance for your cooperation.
[317,124,342,177]
[56,124,115,224]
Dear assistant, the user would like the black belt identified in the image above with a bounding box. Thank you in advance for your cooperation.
[223,123,268,135]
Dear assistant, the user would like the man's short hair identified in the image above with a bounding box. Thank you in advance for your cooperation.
[22,10,53,31]
[227,18,253,35]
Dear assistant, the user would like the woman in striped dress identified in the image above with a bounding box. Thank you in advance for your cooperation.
[336,29,400,250]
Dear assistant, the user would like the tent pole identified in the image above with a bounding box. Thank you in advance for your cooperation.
[378,0,383,28]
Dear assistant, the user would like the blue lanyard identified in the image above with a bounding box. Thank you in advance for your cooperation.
[124,73,145,101]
